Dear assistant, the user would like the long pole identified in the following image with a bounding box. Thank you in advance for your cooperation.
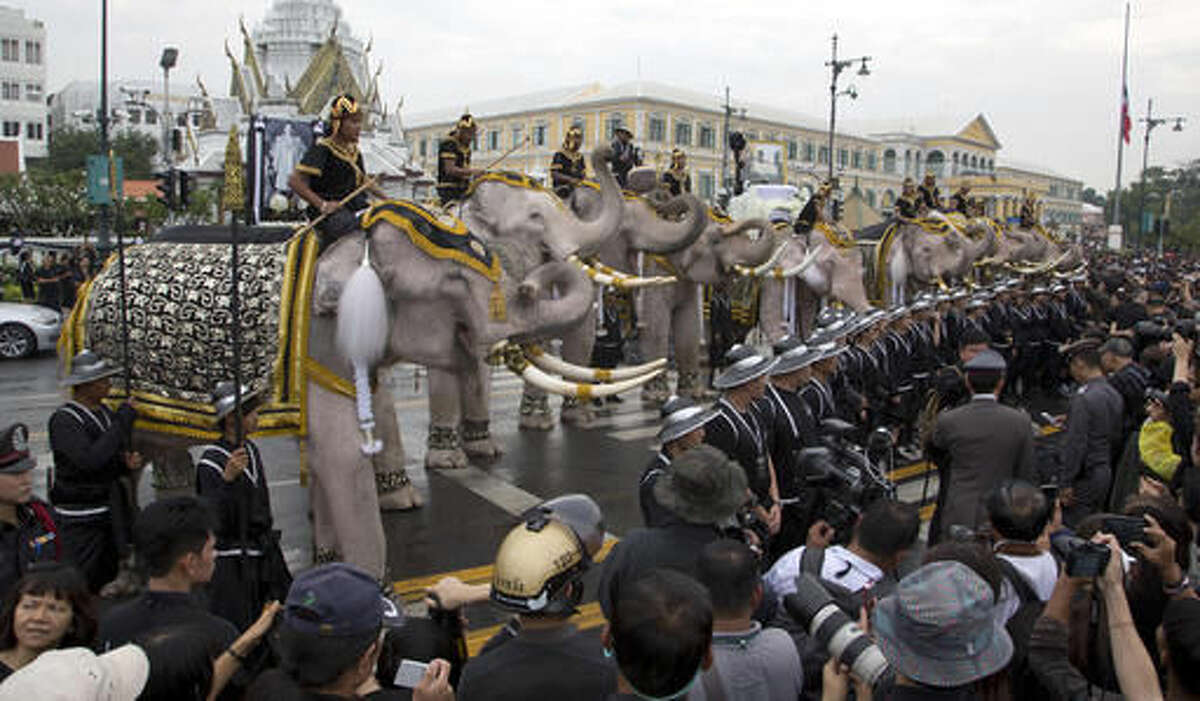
[720,86,730,196]
[1112,3,1129,238]
[827,34,838,182]
[97,0,110,251]
[1138,97,1153,252]
[162,66,170,168]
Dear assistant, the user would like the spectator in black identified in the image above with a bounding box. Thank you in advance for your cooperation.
[1101,336,1152,437]
[1159,598,1200,701]
[15,250,33,301]
[48,351,141,594]
[603,568,713,701]
[456,505,615,700]
[248,563,452,701]
[1111,288,1148,330]
[95,496,236,654]
[1165,334,1197,480]
[1056,339,1124,525]
[0,423,60,597]
[1121,493,1193,669]
[691,540,803,700]
[608,126,639,189]
[599,445,749,619]
[0,563,94,682]
[34,251,64,309]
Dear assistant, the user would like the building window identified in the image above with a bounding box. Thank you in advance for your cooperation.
[511,127,523,148]
[25,122,42,140]
[838,148,848,168]
[818,146,829,165]
[1,39,17,62]
[882,149,896,173]
[674,120,692,147]
[1,81,18,100]
[487,130,499,151]
[867,152,877,171]
[24,40,40,64]
[926,150,945,178]
[145,109,157,125]
[128,109,141,125]
[698,172,715,200]
[648,115,665,143]
[851,149,862,169]
[787,140,797,160]
[699,124,715,149]
[532,124,547,147]
[419,139,427,157]
[867,190,876,208]
[24,83,41,102]
[804,142,814,162]
[2,121,18,137]
[604,114,623,140]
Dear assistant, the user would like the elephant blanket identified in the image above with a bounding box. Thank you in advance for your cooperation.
[60,231,318,439]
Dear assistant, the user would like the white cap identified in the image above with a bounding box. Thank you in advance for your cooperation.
[0,645,149,701]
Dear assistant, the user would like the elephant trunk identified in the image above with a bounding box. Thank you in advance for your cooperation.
[625,194,709,254]
[545,146,622,258]
[495,261,595,343]
[719,219,777,269]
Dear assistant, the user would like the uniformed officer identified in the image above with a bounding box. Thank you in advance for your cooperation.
[48,350,141,594]
[950,185,972,215]
[640,396,720,528]
[758,337,823,556]
[894,178,920,219]
[437,113,481,204]
[705,345,780,536]
[550,125,587,199]
[1055,339,1124,525]
[918,173,942,212]
[661,148,691,196]
[795,181,832,234]
[289,94,373,245]
[800,341,848,425]
[0,423,60,596]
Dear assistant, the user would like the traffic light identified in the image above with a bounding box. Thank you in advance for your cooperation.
[155,169,177,210]
[178,170,191,209]
[171,127,183,154]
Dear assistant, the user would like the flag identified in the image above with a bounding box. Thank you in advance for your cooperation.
[1121,84,1132,144]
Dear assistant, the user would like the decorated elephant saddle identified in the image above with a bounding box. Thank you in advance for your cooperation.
[464,171,546,198]
[361,200,500,282]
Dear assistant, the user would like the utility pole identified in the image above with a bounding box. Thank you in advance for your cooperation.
[1137,98,1186,252]
[720,86,730,197]
[97,0,110,250]
[825,33,871,182]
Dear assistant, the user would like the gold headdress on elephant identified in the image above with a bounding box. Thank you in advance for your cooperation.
[328,93,360,139]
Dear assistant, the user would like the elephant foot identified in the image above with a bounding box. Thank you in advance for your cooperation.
[640,374,671,406]
[425,426,468,470]
[462,420,503,462]
[560,397,595,428]
[519,393,555,431]
[676,371,707,401]
[378,480,423,511]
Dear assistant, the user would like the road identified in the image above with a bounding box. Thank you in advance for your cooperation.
[2,349,944,650]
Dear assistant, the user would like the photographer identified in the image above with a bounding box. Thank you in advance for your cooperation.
[1165,333,1197,480]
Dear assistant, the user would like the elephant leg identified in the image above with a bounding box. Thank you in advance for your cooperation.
[306,381,387,581]
[426,368,468,470]
[672,288,705,400]
[373,381,421,511]
[639,286,672,406]
[757,279,786,344]
[519,383,555,431]
[559,306,596,428]
[460,358,502,462]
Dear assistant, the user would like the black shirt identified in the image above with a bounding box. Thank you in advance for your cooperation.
[437,138,472,203]
[894,194,919,219]
[0,499,60,596]
[295,137,368,219]
[196,439,275,550]
[457,624,617,701]
[794,197,821,232]
[639,453,678,528]
[704,399,770,500]
[48,401,134,507]
[662,168,690,196]
[918,184,941,211]
[96,590,237,652]
[598,523,725,619]
[551,149,586,198]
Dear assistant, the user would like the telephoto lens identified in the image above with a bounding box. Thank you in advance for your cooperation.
[784,573,891,689]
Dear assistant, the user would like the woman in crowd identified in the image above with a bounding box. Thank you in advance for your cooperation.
[0,563,96,682]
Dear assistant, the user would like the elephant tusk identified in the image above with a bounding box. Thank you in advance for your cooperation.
[518,361,665,399]
[569,255,676,288]
[732,237,790,277]
[522,344,667,382]
[776,247,822,279]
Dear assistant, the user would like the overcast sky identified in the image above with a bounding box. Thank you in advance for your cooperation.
[24,0,1200,191]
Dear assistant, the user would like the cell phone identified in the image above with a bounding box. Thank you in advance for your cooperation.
[1103,515,1149,549]
[393,659,429,689]
[1041,484,1059,505]
[1039,411,1057,426]
[1065,541,1112,578]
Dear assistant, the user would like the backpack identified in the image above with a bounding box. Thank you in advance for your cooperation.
[995,557,1047,697]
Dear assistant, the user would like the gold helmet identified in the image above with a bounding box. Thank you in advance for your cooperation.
[451,112,477,136]
[328,94,360,137]
[564,125,583,149]
[491,516,588,615]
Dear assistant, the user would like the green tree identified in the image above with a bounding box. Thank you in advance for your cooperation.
[38,127,159,179]
[1106,160,1200,252]
[1081,186,1105,207]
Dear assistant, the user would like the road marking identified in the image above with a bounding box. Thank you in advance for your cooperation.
[464,601,606,656]
[608,425,660,442]
[438,465,546,517]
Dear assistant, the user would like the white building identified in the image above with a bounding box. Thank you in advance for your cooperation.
[0,5,47,169]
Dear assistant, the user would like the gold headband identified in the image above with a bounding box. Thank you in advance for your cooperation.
[331,95,359,120]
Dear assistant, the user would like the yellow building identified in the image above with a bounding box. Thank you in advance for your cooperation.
[405,81,1083,231]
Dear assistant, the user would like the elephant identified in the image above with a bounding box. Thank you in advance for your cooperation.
[866,214,995,305]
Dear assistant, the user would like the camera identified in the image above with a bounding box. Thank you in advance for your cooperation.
[1102,515,1148,550]
[784,573,892,690]
[1176,319,1198,342]
[1052,535,1112,578]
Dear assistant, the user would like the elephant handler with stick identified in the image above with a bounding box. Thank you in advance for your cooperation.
[288,94,382,251]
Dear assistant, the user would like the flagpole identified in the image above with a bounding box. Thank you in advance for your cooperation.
[1112,2,1130,244]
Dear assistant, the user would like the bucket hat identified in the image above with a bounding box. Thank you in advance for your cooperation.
[61,350,122,387]
[657,395,720,444]
[712,345,775,390]
[652,444,748,525]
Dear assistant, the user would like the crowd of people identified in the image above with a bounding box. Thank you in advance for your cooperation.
[12,243,99,309]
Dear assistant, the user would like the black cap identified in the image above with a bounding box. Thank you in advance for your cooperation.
[964,349,1007,374]
[0,423,34,474]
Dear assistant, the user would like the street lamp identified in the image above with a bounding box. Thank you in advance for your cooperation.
[1137,98,1184,252]
[825,33,871,182]
[160,47,178,168]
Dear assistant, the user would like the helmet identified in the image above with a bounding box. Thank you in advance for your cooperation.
[491,517,587,616]
[520,493,606,559]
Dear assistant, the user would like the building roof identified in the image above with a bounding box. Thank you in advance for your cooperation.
[996,157,1079,183]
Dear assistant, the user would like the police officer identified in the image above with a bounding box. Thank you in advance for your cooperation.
[48,350,141,594]
[550,125,586,199]
[705,345,780,536]
[0,423,59,595]
[437,113,481,204]
[289,94,372,245]
[1056,339,1123,525]
[661,148,691,196]
[918,173,942,212]
[894,178,920,219]
[641,396,720,528]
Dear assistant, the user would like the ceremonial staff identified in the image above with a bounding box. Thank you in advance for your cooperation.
[222,126,251,574]
[293,176,378,237]
[108,150,131,395]
[480,135,529,172]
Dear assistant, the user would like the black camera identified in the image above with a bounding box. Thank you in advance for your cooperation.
[1176,319,1198,342]
[784,573,892,690]
[1102,515,1148,550]
[1053,535,1112,578]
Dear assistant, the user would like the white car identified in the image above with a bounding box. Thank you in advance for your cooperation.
[727,184,808,225]
[0,302,62,359]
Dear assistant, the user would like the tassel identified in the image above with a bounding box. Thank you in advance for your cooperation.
[489,281,506,321]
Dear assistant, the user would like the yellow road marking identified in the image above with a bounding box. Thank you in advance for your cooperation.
[887,461,933,482]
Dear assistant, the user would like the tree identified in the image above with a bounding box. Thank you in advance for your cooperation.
[38,127,159,179]
[1081,186,1105,207]
[1107,160,1200,252]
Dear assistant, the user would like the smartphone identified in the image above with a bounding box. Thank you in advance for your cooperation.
[394,659,429,689]
[1040,484,1059,505]
[1065,541,1112,578]
[1102,515,1149,549]
[1039,412,1057,426]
